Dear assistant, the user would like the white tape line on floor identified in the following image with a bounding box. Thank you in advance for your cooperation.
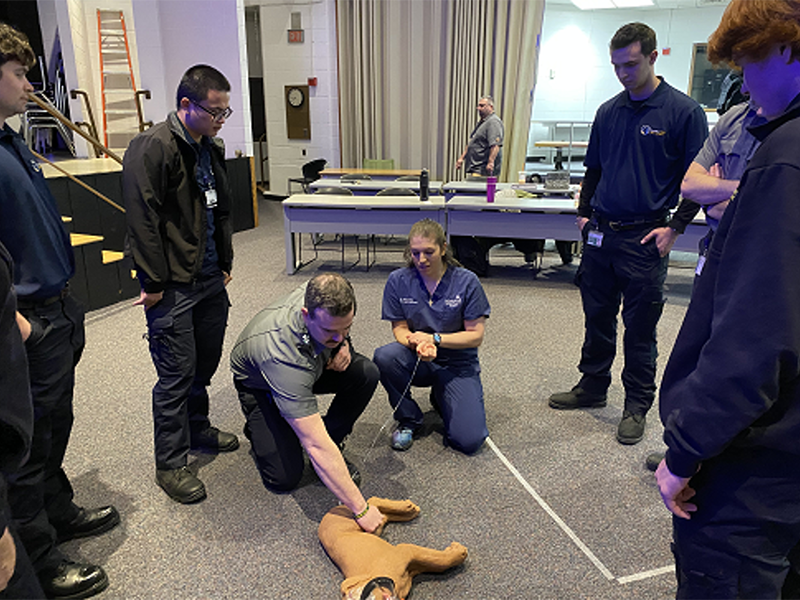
[486,437,615,581]
[487,437,676,585]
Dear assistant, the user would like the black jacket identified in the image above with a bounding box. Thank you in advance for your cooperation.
[0,242,33,532]
[660,93,800,478]
[123,112,234,294]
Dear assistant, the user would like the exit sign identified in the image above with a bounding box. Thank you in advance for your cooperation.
[288,29,304,43]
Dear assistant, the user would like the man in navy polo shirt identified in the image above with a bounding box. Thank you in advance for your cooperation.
[0,22,118,599]
[548,22,707,445]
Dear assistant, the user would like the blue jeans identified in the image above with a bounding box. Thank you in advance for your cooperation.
[373,342,488,454]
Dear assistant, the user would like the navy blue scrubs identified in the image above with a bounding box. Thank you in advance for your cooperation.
[373,266,490,454]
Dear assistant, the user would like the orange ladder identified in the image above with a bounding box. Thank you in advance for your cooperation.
[97,9,138,155]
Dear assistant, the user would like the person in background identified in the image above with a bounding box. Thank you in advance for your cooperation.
[123,65,239,505]
[373,219,490,454]
[655,1,800,596]
[455,96,503,177]
[0,22,118,599]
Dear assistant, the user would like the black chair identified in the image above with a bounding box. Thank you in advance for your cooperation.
[288,158,327,194]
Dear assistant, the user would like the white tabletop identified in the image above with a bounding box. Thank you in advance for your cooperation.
[284,194,446,209]
[442,181,580,196]
[309,180,444,192]
[447,195,579,213]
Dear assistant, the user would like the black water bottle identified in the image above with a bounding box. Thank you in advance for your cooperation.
[420,168,429,201]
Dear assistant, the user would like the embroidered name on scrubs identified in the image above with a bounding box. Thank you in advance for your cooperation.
[444,295,463,308]
[640,125,666,136]
[400,297,418,305]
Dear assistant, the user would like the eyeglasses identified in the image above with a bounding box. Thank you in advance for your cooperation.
[191,100,233,123]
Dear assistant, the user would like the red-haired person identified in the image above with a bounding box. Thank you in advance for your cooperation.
[655,1,800,597]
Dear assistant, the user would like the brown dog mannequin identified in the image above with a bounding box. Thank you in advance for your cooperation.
[318,497,468,599]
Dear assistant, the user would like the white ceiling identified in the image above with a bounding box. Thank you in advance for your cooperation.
[546,0,730,9]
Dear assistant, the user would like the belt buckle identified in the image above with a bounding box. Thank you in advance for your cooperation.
[608,220,623,231]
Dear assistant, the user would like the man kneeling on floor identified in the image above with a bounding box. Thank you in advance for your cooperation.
[230,273,384,532]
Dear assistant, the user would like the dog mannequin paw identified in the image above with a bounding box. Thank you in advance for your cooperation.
[369,498,421,521]
[446,542,468,562]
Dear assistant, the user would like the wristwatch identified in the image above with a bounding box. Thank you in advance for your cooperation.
[432,333,442,346]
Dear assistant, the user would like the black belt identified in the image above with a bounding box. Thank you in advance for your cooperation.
[17,285,69,310]
[595,213,668,232]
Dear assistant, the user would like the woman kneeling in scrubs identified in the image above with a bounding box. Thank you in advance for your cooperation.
[373,219,490,454]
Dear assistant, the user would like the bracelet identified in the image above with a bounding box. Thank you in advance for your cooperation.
[353,503,370,520]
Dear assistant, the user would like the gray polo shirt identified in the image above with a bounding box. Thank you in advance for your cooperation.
[692,102,764,230]
[464,113,504,175]
[230,284,334,419]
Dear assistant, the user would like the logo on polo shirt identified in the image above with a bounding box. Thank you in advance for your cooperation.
[29,159,42,173]
[400,297,418,305]
[640,125,666,137]
[444,294,462,308]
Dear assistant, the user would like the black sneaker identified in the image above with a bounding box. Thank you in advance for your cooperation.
[156,466,207,504]
[191,426,240,452]
[617,411,646,445]
[549,386,607,409]
[645,452,664,471]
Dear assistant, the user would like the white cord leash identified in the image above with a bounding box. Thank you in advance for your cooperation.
[363,354,422,465]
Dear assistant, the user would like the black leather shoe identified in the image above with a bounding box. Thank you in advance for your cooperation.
[191,426,240,452]
[549,386,607,409]
[617,411,646,445]
[39,560,108,599]
[156,466,207,504]
[55,506,120,543]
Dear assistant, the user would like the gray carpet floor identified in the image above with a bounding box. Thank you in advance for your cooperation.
[63,197,700,599]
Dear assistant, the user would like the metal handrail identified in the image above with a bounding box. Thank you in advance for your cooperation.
[135,90,153,132]
[70,89,101,158]
[27,92,122,164]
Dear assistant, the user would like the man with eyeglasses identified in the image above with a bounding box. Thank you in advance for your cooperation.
[231,273,383,533]
[123,64,239,504]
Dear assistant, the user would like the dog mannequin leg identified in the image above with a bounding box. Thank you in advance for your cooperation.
[367,498,420,523]
[399,541,468,574]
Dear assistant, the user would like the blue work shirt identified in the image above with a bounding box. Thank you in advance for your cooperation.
[175,117,220,279]
[381,265,490,365]
[0,124,74,300]
[584,77,708,220]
